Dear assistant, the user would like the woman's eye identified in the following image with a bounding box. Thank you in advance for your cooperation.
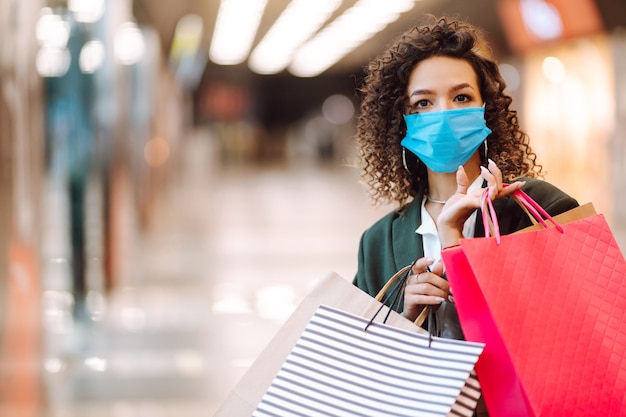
[407,99,429,114]
[454,94,471,103]
[411,99,429,109]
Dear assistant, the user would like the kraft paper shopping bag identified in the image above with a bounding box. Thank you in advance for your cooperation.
[214,271,486,417]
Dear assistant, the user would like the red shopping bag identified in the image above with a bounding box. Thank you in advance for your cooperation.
[442,190,626,417]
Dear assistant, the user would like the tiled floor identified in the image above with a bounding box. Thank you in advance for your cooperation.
[40,135,392,416]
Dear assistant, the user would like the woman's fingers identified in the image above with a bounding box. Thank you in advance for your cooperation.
[480,162,502,200]
[454,165,470,195]
[406,266,450,304]
[407,271,449,292]
[480,160,527,200]
[500,180,526,196]
[409,258,444,278]
[449,161,527,208]
[487,159,503,184]
[411,257,433,273]
[403,259,449,320]
[405,283,448,302]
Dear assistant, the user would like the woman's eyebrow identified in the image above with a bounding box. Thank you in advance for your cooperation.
[450,83,474,92]
[409,83,475,98]
[408,88,433,98]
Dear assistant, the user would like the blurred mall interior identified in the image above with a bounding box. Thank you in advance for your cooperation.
[1,0,626,415]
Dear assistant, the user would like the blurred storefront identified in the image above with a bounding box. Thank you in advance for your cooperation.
[1,0,186,414]
[495,0,626,246]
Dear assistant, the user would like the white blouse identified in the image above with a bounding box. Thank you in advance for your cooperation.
[416,174,485,267]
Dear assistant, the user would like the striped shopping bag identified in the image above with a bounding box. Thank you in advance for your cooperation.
[254,304,484,417]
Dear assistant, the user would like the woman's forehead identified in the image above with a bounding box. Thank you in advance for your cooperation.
[407,56,479,92]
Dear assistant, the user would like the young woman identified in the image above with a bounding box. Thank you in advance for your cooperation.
[353,16,578,337]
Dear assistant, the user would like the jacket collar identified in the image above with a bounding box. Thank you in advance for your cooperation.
[390,180,496,270]
[391,187,426,272]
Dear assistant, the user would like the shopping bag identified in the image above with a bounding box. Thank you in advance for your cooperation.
[254,304,484,417]
[442,190,626,417]
[214,271,485,417]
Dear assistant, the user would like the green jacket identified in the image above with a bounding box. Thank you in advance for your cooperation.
[353,178,579,302]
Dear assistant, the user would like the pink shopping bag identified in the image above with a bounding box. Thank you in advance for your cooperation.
[442,191,626,416]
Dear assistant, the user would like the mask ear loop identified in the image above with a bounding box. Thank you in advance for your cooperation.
[481,103,489,162]
[481,138,488,162]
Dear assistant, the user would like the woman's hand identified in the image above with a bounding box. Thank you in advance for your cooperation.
[403,257,450,322]
[436,160,525,248]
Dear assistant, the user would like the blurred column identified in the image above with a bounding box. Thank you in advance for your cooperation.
[38,5,101,323]
[35,0,188,411]
[91,0,140,294]
[94,3,186,290]
[0,0,46,414]
[37,0,169,317]
[610,28,626,250]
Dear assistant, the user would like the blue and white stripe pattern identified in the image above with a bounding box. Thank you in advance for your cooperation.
[254,304,484,417]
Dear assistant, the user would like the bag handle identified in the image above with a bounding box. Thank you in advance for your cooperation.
[366,261,429,331]
[481,185,564,245]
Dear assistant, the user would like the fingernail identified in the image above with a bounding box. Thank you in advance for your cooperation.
[448,295,454,303]
[435,297,445,303]
[488,158,495,165]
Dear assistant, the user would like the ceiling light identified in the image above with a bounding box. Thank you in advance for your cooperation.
[249,0,341,75]
[36,9,70,48]
[84,357,108,372]
[68,0,104,23]
[322,94,355,125]
[170,14,206,88]
[36,46,71,78]
[542,56,566,84]
[520,0,563,41]
[79,40,105,74]
[289,0,415,77]
[209,0,268,65]
[170,14,204,61]
[114,22,145,65]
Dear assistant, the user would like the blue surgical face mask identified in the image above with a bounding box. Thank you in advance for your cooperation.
[401,106,492,173]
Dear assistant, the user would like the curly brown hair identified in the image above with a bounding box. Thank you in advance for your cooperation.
[356,16,543,206]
